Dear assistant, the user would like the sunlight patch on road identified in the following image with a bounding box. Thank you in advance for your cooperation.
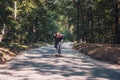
[0,42,120,80]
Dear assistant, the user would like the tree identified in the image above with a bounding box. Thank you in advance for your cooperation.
[0,0,119,44]
[77,0,80,42]
[114,0,120,44]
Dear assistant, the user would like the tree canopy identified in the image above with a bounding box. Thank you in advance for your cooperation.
[0,0,119,44]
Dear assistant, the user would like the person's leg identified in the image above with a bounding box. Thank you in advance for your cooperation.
[58,42,61,54]
[54,42,59,54]
[54,42,58,49]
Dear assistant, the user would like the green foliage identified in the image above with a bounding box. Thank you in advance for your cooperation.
[63,31,75,41]
[75,0,119,43]
[0,0,119,44]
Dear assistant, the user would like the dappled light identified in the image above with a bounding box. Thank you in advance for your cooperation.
[0,42,120,80]
[74,43,120,64]
[0,0,120,79]
[0,48,16,63]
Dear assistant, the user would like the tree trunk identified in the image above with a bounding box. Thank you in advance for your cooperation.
[0,24,6,42]
[114,0,120,44]
[81,11,87,42]
[102,19,107,43]
[77,0,80,42]
[14,1,17,20]
[89,10,94,43]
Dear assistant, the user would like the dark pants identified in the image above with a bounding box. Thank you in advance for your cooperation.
[54,42,61,54]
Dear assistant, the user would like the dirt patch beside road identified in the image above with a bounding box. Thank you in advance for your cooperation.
[74,43,120,65]
[0,48,16,64]
[0,42,48,64]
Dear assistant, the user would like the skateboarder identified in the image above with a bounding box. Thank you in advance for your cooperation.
[53,32,63,56]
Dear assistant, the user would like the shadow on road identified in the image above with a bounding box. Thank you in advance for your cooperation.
[0,44,120,80]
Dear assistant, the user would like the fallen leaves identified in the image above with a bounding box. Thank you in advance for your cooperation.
[0,48,16,64]
[74,43,120,65]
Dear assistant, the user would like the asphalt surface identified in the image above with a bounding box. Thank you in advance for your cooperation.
[0,42,120,80]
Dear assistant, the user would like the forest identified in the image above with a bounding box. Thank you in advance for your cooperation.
[0,0,120,63]
[0,0,120,44]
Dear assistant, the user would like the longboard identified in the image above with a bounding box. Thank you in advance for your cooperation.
[54,53,63,57]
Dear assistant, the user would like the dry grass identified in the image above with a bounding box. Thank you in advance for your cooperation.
[0,48,16,64]
[74,43,120,65]
[0,42,48,64]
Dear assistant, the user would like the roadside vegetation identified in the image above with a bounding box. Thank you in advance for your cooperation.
[0,42,48,64]
[74,43,120,65]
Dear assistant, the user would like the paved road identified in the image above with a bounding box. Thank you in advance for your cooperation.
[0,42,120,80]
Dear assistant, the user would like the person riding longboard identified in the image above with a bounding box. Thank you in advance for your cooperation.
[53,32,63,56]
